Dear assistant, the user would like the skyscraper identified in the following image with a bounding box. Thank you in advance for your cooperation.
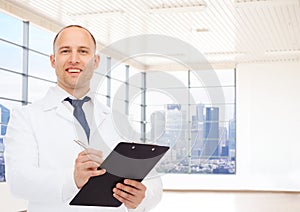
[165,104,187,161]
[150,104,187,165]
[0,104,10,136]
[219,127,229,157]
[202,107,219,159]
[228,118,236,160]
[0,104,10,182]
[150,110,165,143]
[196,103,204,123]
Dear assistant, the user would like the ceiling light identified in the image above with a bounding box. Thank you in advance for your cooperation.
[191,28,209,32]
[234,0,299,6]
[265,49,300,55]
[204,51,245,56]
[66,10,124,18]
[149,3,207,14]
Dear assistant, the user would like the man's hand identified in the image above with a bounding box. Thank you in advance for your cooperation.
[74,148,106,189]
[113,179,147,209]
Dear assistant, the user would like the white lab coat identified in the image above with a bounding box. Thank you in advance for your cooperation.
[4,86,162,212]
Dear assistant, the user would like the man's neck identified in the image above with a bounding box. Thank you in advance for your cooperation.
[58,85,90,99]
[71,89,90,99]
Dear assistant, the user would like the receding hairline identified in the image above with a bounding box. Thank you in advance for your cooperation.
[52,25,96,53]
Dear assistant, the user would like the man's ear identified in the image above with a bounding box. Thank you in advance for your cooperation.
[93,55,100,69]
[50,55,56,68]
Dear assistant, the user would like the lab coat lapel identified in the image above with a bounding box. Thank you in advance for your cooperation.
[90,100,110,140]
[55,103,74,122]
[41,88,73,122]
[56,101,89,144]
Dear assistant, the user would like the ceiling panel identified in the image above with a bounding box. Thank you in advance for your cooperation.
[1,0,299,70]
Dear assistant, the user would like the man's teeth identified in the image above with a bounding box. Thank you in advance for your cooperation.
[68,69,80,73]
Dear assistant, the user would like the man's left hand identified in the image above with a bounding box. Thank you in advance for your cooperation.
[113,179,146,209]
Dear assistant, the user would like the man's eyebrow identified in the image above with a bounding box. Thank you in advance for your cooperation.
[78,46,91,50]
[58,46,71,50]
[58,46,91,50]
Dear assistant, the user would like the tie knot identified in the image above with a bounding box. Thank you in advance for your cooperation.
[65,96,91,108]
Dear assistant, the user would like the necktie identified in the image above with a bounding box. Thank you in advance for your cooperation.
[65,96,91,141]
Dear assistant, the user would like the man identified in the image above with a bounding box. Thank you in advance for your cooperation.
[4,25,162,212]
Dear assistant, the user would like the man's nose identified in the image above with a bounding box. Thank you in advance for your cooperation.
[69,51,80,63]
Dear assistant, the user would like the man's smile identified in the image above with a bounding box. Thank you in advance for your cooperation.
[66,68,82,73]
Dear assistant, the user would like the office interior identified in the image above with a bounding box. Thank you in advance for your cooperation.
[1,0,300,211]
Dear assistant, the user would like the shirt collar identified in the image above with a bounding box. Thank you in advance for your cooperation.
[42,85,95,111]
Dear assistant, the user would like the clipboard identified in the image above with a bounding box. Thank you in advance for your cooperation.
[69,142,169,207]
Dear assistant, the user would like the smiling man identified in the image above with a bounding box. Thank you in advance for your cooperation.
[5,25,162,212]
[50,26,99,99]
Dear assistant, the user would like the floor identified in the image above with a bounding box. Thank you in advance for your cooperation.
[151,191,300,212]
[2,182,300,212]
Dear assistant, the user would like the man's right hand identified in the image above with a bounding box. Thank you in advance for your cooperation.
[74,148,106,189]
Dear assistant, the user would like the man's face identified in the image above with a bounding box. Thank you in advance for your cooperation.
[50,27,100,96]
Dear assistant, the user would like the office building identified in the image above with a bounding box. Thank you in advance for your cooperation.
[0,104,10,182]
[202,107,219,159]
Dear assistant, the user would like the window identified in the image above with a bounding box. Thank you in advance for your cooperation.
[0,69,22,101]
[0,11,236,182]
[0,12,23,45]
[0,40,23,73]
[0,12,56,181]
[29,23,55,54]
[28,50,56,81]
[108,67,236,175]
[144,70,236,174]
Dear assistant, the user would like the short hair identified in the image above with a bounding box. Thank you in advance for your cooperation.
[52,25,96,53]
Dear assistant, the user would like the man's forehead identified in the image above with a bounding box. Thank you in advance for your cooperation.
[58,29,91,41]
[53,25,97,53]
[55,33,95,50]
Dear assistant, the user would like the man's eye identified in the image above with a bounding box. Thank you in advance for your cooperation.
[60,49,70,54]
[80,50,88,54]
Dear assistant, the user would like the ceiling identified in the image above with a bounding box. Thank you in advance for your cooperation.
[1,0,300,71]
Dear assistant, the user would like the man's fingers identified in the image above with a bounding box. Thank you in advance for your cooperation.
[90,168,106,177]
[81,148,102,157]
[124,179,146,191]
[78,155,103,164]
[80,161,102,170]
[74,168,106,189]
[113,187,134,202]
[78,148,103,159]
[115,183,138,196]
[77,149,103,164]
[74,148,105,189]
[113,192,136,209]
[112,180,147,209]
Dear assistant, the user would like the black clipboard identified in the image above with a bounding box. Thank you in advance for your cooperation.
[69,142,169,207]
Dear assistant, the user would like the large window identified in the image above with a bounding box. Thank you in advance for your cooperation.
[143,70,236,174]
[0,11,236,183]
[107,67,236,175]
[0,12,56,182]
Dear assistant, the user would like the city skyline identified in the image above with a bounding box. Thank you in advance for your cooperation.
[0,104,10,182]
[151,103,236,174]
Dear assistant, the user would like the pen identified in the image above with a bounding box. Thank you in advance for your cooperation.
[74,139,103,171]
[74,139,89,150]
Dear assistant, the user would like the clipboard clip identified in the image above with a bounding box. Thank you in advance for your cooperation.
[130,143,156,151]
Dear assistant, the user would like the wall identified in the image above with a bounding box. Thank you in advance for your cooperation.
[162,61,300,191]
